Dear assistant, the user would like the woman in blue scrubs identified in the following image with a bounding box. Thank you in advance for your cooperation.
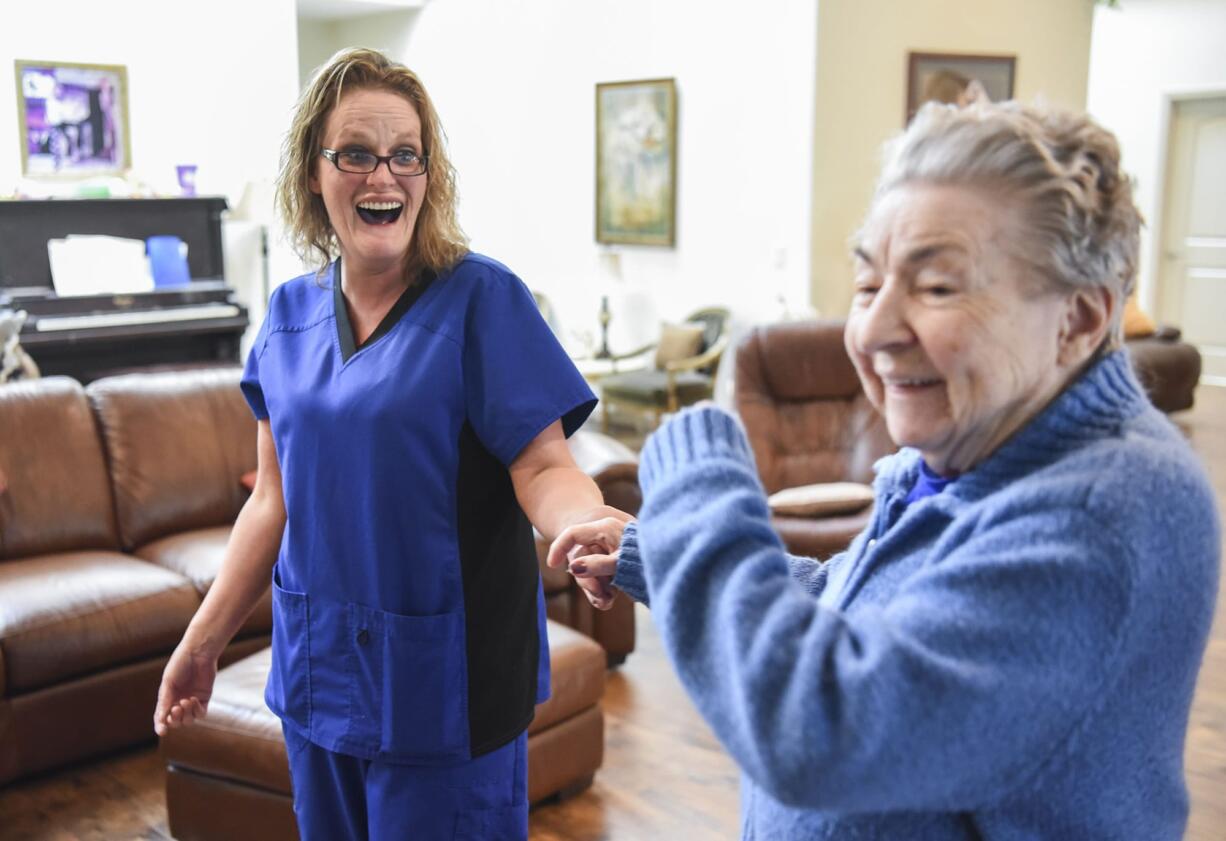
[154,47,626,840]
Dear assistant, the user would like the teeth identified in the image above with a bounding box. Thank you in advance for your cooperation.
[358,201,403,210]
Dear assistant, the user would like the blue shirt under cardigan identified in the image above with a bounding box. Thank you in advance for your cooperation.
[613,350,1220,840]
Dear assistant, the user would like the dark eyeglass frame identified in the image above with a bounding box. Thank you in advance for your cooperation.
[320,148,429,177]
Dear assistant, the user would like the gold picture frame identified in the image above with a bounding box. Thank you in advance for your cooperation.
[15,59,132,178]
[905,52,1016,124]
[595,78,678,246]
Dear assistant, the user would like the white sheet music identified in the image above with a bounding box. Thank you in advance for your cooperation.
[46,235,155,297]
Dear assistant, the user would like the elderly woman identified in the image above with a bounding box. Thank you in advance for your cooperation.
[554,101,1220,839]
[154,48,627,841]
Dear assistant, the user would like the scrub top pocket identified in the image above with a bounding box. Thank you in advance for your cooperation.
[345,602,468,760]
[453,803,529,840]
[267,568,312,731]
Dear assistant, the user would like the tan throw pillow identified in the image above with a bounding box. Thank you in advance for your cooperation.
[767,482,875,518]
[654,322,705,369]
[1123,294,1156,339]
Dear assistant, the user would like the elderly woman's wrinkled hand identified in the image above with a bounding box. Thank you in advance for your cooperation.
[548,507,633,611]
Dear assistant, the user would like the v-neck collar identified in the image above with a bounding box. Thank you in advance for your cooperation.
[333,257,435,363]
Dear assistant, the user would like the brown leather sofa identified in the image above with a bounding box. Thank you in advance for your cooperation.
[0,368,637,792]
[0,372,269,787]
[1127,326,1202,413]
[734,320,895,559]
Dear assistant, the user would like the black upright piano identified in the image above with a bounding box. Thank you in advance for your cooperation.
[0,197,249,384]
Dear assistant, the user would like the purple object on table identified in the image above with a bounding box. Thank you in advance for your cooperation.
[176,164,197,197]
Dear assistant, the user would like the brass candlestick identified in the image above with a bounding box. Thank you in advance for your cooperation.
[594,295,612,359]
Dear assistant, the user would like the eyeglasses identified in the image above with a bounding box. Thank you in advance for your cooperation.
[320,148,428,177]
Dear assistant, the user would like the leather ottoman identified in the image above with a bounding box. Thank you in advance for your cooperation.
[162,620,606,841]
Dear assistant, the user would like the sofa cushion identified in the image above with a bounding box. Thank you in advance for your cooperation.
[771,512,873,562]
[767,482,874,518]
[0,551,199,694]
[136,525,273,636]
[653,322,705,369]
[87,368,257,550]
[0,377,120,559]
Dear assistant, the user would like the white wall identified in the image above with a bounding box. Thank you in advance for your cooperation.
[396,0,817,352]
[1,0,300,204]
[810,0,1095,318]
[299,18,341,89]
[1087,0,1226,313]
[1,0,303,346]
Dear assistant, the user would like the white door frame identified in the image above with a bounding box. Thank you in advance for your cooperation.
[1148,84,1226,319]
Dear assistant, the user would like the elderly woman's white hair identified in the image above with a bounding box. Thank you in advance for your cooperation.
[873,101,1143,349]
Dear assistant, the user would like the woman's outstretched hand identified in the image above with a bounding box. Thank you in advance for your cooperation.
[548,507,633,610]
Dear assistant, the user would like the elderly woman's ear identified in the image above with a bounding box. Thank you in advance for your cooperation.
[1057,285,1115,367]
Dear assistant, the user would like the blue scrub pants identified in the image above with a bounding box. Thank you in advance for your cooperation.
[283,725,529,841]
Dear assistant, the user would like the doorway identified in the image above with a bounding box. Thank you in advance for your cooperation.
[1157,94,1226,385]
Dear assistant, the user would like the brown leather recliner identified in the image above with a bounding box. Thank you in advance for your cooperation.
[735,320,895,559]
[1127,326,1202,413]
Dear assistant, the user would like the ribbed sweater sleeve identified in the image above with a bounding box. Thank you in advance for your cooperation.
[613,495,839,605]
[630,404,1142,813]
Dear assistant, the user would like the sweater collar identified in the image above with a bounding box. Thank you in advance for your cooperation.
[873,350,1150,501]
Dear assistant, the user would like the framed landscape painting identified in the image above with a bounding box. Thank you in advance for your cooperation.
[15,60,131,177]
[596,78,677,246]
[905,52,1016,124]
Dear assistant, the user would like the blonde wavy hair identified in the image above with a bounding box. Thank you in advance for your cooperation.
[873,100,1143,349]
[277,47,468,281]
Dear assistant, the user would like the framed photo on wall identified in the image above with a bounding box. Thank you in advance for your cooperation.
[595,77,677,246]
[905,52,1016,124]
[14,60,132,178]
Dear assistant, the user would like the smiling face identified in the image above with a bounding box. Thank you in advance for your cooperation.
[309,87,428,279]
[845,182,1082,475]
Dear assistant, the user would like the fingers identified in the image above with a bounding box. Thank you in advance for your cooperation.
[155,696,207,735]
[572,573,617,610]
[568,553,618,579]
[546,517,626,568]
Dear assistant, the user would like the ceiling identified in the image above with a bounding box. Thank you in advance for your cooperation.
[296,0,428,21]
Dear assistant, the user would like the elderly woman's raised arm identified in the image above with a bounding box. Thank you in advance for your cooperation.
[622,403,1215,814]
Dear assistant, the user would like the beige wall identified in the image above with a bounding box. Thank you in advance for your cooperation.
[810,0,1095,317]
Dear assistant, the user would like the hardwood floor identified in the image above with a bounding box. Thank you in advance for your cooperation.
[2,385,1225,841]
[1179,384,1226,841]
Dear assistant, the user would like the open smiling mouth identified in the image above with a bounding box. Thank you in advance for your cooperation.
[356,201,404,225]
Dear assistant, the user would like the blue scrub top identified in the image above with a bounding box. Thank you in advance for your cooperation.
[241,253,596,764]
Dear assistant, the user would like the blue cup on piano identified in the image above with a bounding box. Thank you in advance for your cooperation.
[147,235,192,288]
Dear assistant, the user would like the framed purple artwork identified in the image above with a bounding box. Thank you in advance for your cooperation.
[15,60,131,177]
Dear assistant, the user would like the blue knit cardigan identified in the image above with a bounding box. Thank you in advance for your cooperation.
[613,350,1220,840]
